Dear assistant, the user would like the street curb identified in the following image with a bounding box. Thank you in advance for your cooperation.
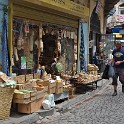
[36,108,55,118]
[0,113,39,124]
[0,109,55,124]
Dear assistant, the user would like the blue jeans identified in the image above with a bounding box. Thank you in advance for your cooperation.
[112,68,124,86]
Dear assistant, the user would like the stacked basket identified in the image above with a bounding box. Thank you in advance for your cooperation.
[0,87,15,119]
[0,72,16,120]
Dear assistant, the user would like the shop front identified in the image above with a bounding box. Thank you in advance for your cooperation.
[9,0,89,76]
[0,0,95,117]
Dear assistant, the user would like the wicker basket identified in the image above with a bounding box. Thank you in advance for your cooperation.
[0,87,15,120]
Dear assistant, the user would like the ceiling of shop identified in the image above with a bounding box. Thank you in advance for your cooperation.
[104,0,120,16]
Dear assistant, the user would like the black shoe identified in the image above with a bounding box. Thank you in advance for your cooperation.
[122,86,124,93]
[112,91,117,96]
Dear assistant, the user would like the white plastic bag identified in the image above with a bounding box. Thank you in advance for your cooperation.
[46,94,55,107]
[42,100,51,110]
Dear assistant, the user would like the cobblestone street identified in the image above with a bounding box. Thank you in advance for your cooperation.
[36,81,124,124]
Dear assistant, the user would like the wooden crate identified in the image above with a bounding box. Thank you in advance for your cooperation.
[13,98,31,104]
[30,96,37,102]
[14,92,30,99]
[37,81,56,94]
[16,84,25,90]
[34,73,40,79]
[30,90,37,97]
[26,74,33,81]
[18,98,43,114]
[36,87,48,99]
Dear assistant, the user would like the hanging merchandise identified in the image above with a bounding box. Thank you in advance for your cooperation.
[14,47,19,61]
[58,40,61,54]
[64,30,66,38]
[71,31,74,39]
[74,32,77,44]
[17,23,24,50]
[66,30,70,38]
[58,28,62,39]
[29,31,34,51]
[80,23,86,72]
[39,23,43,39]
[1,12,10,76]
[61,29,64,39]
[24,21,29,36]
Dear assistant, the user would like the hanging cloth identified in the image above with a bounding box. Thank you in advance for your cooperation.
[80,23,86,72]
[1,12,10,76]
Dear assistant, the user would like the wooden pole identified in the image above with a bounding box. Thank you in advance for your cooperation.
[8,0,13,75]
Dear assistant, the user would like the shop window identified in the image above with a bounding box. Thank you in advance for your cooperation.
[12,19,77,76]
[39,24,77,75]
[12,18,39,75]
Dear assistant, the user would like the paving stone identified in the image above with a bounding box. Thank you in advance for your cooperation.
[34,80,124,124]
[36,120,42,124]
[39,116,43,120]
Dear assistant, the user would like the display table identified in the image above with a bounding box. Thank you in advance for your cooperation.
[73,79,102,90]
[54,91,69,101]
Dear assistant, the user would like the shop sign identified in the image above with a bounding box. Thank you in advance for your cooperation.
[39,0,89,17]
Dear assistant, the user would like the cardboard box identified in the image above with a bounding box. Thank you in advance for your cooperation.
[56,87,63,94]
[17,75,25,84]
[18,98,43,114]
[26,74,33,81]
[38,81,56,94]
[55,82,63,94]
[56,82,63,88]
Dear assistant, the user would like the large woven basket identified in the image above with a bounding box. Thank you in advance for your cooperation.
[0,87,15,119]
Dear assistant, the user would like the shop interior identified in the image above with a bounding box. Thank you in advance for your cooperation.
[12,17,78,77]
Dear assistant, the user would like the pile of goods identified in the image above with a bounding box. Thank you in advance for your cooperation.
[13,74,73,113]
[71,64,101,84]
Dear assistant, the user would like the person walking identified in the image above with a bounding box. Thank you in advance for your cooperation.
[110,42,124,96]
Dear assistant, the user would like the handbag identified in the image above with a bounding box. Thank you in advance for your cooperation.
[108,63,115,77]
[102,64,109,79]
